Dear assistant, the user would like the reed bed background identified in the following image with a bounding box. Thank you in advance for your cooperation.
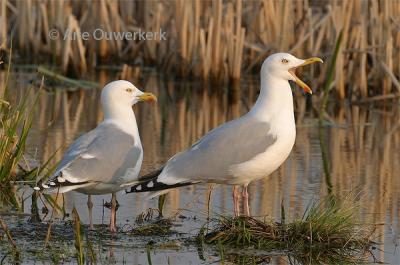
[0,0,399,100]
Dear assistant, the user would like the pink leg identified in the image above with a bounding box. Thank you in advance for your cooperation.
[109,193,117,232]
[87,195,94,230]
[232,186,240,217]
[242,185,250,216]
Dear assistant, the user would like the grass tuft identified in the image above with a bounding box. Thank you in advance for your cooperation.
[0,50,37,209]
[136,208,161,223]
[202,196,374,264]
[0,51,61,212]
[129,219,173,236]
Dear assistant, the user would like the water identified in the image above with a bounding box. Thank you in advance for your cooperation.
[1,69,400,264]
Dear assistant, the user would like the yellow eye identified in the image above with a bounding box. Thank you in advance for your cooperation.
[281,59,289,64]
[126,88,133,93]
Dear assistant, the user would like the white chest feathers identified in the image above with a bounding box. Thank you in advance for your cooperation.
[230,123,296,185]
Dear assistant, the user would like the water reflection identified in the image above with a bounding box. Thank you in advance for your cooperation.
[4,70,400,264]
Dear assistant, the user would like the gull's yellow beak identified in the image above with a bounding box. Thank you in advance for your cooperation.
[137,92,157,102]
[288,57,323,94]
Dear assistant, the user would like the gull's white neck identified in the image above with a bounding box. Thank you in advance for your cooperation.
[102,102,140,139]
[249,73,295,123]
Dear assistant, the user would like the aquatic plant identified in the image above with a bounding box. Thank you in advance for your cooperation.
[136,208,162,223]
[37,66,100,90]
[0,52,38,209]
[129,218,173,236]
[72,207,85,265]
[0,49,61,212]
[318,30,344,194]
[202,196,374,264]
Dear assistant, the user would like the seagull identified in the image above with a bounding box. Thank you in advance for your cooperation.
[34,80,157,231]
[126,53,322,216]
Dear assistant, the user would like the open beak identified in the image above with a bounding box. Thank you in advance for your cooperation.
[288,57,323,94]
[137,92,157,102]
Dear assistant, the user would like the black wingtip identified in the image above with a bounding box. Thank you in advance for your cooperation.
[33,181,50,191]
[33,172,89,192]
[127,179,194,193]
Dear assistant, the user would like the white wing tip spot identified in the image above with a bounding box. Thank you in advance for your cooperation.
[81,153,96,159]
[136,185,142,191]
[33,187,40,191]
[58,177,65,183]
[42,184,50,189]
[147,181,154,188]
[49,182,56,186]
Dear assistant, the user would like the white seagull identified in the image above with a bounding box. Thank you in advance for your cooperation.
[34,80,157,231]
[126,53,322,216]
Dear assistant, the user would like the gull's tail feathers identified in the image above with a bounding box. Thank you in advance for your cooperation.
[126,168,196,194]
[33,172,91,194]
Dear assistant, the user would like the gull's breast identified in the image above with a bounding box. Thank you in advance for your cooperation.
[229,122,296,185]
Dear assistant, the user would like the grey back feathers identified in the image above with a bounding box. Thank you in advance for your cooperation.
[127,115,276,193]
[162,115,276,182]
[35,122,141,191]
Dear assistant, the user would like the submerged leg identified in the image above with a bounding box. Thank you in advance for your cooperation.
[232,186,240,217]
[109,193,117,232]
[87,195,94,230]
[242,185,250,216]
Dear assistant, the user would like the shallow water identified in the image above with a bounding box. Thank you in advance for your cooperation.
[1,69,400,264]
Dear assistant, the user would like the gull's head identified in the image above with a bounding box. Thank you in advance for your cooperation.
[101,80,157,106]
[261,53,323,94]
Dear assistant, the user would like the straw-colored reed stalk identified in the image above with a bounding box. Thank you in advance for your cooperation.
[0,0,6,49]
[0,0,399,99]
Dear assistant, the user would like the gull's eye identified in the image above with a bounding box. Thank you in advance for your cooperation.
[281,59,289,64]
[126,88,133,93]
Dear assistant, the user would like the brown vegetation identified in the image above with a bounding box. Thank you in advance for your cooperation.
[1,1,399,96]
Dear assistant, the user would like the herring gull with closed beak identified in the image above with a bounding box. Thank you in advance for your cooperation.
[34,80,157,232]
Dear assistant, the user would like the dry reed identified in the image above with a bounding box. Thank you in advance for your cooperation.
[0,0,399,98]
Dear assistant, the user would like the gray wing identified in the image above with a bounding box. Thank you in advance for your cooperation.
[160,115,276,182]
[112,144,143,184]
[46,123,137,186]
